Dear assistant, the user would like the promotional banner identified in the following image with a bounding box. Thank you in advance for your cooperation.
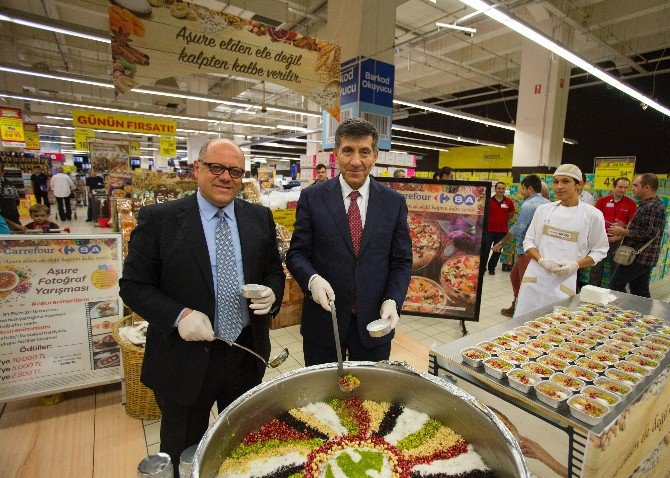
[380,179,490,321]
[74,128,96,151]
[72,109,177,136]
[108,2,341,119]
[89,141,130,173]
[0,107,25,147]
[594,157,636,190]
[439,145,513,170]
[159,135,176,157]
[0,235,123,401]
[23,122,40,150]
[581,368,670,478]
[129,140,140,156]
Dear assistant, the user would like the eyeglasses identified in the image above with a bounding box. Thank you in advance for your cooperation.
[199,161,245,179]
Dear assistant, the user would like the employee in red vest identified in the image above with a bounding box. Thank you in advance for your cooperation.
[588,177,637,286]
[484,182,515,275]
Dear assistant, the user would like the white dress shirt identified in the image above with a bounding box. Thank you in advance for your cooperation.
[339,174,370,228]
[50,173,75,198]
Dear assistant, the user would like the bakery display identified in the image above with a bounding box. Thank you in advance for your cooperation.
[217,398,495,478]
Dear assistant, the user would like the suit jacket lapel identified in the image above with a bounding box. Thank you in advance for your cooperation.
[323,178,355,256]
[234,199,251,283]
[176,194,214,295]
[359,178,380,256]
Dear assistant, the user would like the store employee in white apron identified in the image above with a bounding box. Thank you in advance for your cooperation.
[514,164,609,317]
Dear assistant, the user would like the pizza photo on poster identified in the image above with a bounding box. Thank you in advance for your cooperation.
[380,179,490,321]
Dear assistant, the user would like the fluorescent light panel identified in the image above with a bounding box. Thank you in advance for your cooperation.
[394,98,517,130]
[458,0,670,117]
[392,124,506,147]
[0,12,110,43]
[391,141,449,152]
[435,22,476,33]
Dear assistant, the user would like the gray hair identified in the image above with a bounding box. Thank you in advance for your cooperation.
[334,118,379,151]
[198,138,245,161]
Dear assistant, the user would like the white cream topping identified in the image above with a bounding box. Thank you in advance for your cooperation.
[300,402,348,435]
[384,408,430,445]
[412,446,490,475]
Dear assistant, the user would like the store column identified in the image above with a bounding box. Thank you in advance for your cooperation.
[186,77,211,164]
[512,25,572,169]
[323,0,396,150]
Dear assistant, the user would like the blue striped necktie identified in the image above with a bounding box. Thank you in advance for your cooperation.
[215,208,242,341]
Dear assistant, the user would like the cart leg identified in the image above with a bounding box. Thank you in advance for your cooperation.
[460,320,468,336]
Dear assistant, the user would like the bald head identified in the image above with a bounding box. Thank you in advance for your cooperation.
[198,138,244,162]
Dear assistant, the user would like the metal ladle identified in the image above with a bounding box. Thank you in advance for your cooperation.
[329,301,360,393]
[215,336,289,368]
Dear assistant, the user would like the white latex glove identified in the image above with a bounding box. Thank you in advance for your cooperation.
[553,260,579,277]
[538,258,559,273]
[177,310,215,341]
[249,287,275,315]
[380,299,399,329]
[309,274,335,311]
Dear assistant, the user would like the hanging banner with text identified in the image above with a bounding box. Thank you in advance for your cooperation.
[380,179,490,322]
[0,107,26,148]
[108,2,341,119]
[75,128,96,151]
[23,122,40,150]
[73,110,177,136]
[0,235,123,402]
[159,135,176,157]
[129,140,140,156]
[439,145,513,170]
[594,157,636,190]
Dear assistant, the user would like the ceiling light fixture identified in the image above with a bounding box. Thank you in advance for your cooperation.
[392,124,506,147]
[435,22,476,34]
[0,92,276,128]
[0,65,113,88]
[391,141,449,152]
[0,10,110,43]
[457,0,670,117]
[277,124,312,133]
[393,98,517,130]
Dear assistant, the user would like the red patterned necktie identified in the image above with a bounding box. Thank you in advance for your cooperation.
[348,190,362,314]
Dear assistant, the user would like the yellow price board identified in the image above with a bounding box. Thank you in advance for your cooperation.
[159,136,176,157]
[130,140,140,156]
[23,122,40,150]
[74,128,95,151]
[594,157,635,190]
[0,107,25,147]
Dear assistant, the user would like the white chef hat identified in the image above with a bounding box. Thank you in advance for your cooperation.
[553,164,583,182]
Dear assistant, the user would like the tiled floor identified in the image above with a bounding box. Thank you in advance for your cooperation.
[19,207,670,464]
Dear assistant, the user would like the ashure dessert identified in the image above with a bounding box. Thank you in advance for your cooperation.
[568,395,609,425]
[217,398,495,478]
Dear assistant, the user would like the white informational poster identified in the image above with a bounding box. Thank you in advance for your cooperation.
[0,234,123,402]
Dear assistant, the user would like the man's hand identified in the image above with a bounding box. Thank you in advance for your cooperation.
[607,220,627,238]
[249,287,275,316]
[177,310,215,341]
[492,242,504,253]
[309,275,335,311]
[538,258,559,272]
[553,261,579,277]
[380,299,399,329]
[608,235,621,243]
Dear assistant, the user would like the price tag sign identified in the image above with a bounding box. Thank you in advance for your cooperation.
[74,128,95,151]
[0,107,26,147]
[159,135,176,157]
[594,157,635,190]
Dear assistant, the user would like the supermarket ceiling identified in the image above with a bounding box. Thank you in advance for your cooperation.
[1,0,669,154]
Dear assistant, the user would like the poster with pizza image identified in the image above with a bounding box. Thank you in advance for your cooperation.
[380,179,491,321]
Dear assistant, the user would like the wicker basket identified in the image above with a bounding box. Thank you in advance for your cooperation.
[112,314,161,420]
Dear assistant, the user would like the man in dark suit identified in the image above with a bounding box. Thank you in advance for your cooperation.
[286,118,412,365]
[119,138,284,474]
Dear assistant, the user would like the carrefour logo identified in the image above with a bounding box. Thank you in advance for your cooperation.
[453,194,477,206]
[434,193,451,204]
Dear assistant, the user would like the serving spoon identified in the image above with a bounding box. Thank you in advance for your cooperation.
[214,336,289,368]
[329,301,360,392]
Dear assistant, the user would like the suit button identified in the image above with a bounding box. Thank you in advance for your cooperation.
[204,347,210,352]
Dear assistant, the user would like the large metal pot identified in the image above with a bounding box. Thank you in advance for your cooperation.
[192,361,529,477]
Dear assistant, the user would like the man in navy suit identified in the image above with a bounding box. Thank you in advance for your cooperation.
[287,118,412,365]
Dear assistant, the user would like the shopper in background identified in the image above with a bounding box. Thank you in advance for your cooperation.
[287,118,412,365]
[0,215,9,234]
[25,204,60,232]
[433,166,453,180]
[312,163,328,185]
[514,164,608,317]
[85,169,105,222]
[50,167,75,221]
[588,177,637,286]
[120,138,285,475]
[540,180,550,199]
[492,175,549,316]
[393,169,406,179]
[484,182,515,275]
[30,166,50,209]
[0,162,24,232]
[607,173,666,298]
[577,173,595,205]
